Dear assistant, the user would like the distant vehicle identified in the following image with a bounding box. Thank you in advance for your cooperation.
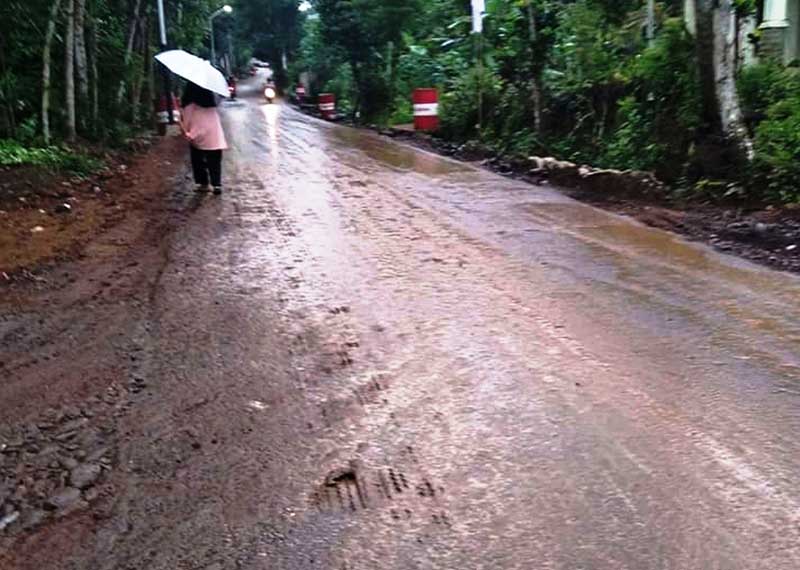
[264,82,277,104]
[227,76,237,99]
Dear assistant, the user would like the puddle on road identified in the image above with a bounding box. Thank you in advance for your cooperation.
[328,127,468,177]
[521,202,800,299]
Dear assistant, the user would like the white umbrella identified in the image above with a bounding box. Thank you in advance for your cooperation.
[154,49,230,98]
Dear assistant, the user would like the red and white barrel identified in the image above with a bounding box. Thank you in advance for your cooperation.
[319,93,336,120]
[155,94,180,135]
[413,88,439,131]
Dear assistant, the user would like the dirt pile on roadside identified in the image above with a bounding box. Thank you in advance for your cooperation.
[0,137,180,279]
[0,134,188,552]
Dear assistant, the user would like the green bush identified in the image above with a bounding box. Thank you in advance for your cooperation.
[396,45,447,92]
[738,63,800,202]
[737,62,800,125]
[603,19,700,179]
[322,64,357,116]
[0,139,101,175]
[751,96,800,203]
[439,67,502,140]
[488,83,546,157]
[354,69,393,123]
[388,97,414,125]
[604,97,668,171]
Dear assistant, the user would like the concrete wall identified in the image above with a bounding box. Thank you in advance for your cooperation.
[787,0,800,61]
[760,0,800,63]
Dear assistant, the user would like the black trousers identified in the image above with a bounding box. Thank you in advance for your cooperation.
[190,146,223,187]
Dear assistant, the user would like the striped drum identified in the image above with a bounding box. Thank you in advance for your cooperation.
[319,93,336,120]
[413,88,439,131]
[155,94,180,135]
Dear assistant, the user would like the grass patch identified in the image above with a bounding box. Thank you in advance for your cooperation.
[0,140,102,176]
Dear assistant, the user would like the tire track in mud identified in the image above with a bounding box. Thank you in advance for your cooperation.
[224,105,468,558]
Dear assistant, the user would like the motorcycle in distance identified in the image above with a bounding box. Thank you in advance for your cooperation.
[227,76,237,100]
[264,82,277,104]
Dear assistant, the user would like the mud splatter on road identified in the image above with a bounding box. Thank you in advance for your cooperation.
[1,74,799,569]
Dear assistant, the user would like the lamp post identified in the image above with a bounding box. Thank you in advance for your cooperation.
[210,5,233,68]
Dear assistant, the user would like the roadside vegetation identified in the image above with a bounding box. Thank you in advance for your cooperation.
[0,0,276,173]
[0,140,100,175]
[1,0,799,206]
[292,0,800,206]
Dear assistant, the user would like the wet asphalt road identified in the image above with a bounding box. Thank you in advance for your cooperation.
[176,77,800,568]
[6,75,800,569]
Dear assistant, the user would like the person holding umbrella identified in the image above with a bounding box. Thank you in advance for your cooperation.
[154,50,231,195]
[180,82,228,194]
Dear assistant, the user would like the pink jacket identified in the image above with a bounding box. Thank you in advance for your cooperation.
[180,103,228,150]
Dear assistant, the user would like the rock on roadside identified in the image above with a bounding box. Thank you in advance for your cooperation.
[46,487,82,511]
[69,463,102,489]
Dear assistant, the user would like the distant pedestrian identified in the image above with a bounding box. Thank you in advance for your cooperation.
[180,82,228,195]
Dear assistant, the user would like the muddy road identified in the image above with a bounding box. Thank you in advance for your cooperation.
[2,75,800,569]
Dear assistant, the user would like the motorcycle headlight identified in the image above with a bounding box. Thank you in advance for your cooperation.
[265,87,276,99]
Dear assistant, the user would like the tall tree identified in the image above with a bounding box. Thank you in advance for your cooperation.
[74,0,89,118]
[233,0,303,86]
[0,26,15,136]
[64,0,77,141]
[116,0,143,106]
[42,0,64,144]
[692,0,722,135]
[313,0,419,119]
[526,0,543,136]
[88,12,99,129]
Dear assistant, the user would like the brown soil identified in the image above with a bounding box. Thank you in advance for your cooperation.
[0,133,187,419]
[0,133,193,562]
[0,136,183,280]
[564,193,800,273]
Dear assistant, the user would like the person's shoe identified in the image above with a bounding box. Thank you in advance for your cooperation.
[212,186,223,195]
[195,184,209,193]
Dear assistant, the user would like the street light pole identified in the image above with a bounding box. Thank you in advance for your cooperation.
[210,29,216,67]
[209,5,233,68]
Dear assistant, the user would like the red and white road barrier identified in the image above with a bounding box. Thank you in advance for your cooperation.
[155,94,181,135]
[319,93,336,120]
[413,88,439,132]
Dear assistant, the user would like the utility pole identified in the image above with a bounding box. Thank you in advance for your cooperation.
[471,0,485,134]
[211,30,216,67]
[227,32,234,75]
[156,0,174,127]
[210,6,233,69]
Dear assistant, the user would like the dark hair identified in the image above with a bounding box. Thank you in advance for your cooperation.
[181,82,217,108]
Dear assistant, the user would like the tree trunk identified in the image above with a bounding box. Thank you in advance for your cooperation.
[131,13,148,124]
[74,0,89,126]
[116,0,143,106]
[0,34,15,136]
[351,60,362,121]
[64,0,77,142]
[42,0,64,145]
[146,17,156,130]
[89,15,99,130]
[526,1,543,136]
[694,0,723,136]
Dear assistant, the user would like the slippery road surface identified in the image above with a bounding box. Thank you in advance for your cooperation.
[4,75,800,569]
